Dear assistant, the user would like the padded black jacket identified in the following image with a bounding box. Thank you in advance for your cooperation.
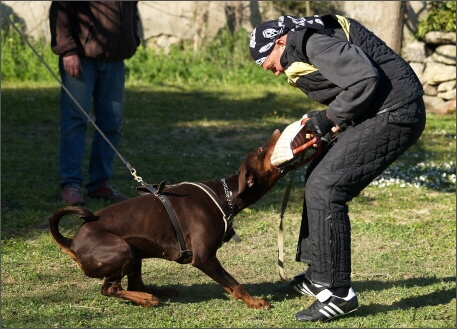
[280,14,424,128]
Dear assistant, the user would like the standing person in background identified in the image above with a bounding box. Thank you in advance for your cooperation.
[49,1,140,205]
[250,14,425,322]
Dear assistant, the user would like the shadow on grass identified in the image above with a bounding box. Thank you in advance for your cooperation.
[2,271,454,328]
[153,275,456,317]
[6,274,453,311]
[353,275,457,315]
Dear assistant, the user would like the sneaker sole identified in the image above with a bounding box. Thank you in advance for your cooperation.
[296,306,358,322]
[320,307,358,322]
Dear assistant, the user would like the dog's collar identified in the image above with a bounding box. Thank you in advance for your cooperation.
[221,178,235,224]
[220,179,241,245]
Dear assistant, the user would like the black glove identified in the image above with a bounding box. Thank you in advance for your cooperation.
[304,110,334,137]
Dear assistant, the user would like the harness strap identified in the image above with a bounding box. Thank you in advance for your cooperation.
[183,182,241,245]
[184,182,228,227]
[138,180,241,262]
[142,183,192,262]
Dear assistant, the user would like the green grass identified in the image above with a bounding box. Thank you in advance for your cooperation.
[1,80,455,328]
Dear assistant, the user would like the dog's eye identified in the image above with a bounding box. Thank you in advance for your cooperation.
[257,147,263,154]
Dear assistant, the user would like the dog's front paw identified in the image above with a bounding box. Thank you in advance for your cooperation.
[139,294,160,307]
[124,291,160,307]
[248,297,271,309]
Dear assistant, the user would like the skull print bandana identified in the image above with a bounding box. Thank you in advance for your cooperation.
[249,15,325,65]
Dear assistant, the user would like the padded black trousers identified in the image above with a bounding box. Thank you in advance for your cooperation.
[296,97,426,288]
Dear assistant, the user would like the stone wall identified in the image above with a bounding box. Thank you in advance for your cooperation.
[404,32,456,114]
[2,1,427,52]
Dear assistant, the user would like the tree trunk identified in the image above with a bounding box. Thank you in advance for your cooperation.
[193,1,210,53]
[379,1,404,54]
[225,1,244,33]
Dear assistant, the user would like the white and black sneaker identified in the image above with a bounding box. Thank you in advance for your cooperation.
[295,287,359,322]
[276,272,333,302]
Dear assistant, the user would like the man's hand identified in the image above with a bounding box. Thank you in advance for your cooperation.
[62,54,82,78]
[303,110,334,137]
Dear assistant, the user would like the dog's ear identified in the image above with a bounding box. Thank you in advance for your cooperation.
[237,166,255,196]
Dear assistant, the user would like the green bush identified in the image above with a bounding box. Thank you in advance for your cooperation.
[415,1,456,40]
[124,25,282,87]
[1,17,58,82]
[2,20,282,87]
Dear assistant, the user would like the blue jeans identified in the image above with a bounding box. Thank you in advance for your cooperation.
[59,57,125,192]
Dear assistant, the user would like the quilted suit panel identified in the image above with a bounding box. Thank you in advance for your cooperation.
[296,98,426,287]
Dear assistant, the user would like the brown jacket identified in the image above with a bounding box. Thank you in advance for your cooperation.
[50,1,140,60]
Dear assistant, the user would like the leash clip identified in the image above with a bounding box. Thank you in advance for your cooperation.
[130,167,144,185]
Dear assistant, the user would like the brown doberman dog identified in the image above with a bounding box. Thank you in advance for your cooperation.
[49,129,299,309]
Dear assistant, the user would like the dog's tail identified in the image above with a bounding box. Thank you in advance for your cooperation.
[49,206,98,262]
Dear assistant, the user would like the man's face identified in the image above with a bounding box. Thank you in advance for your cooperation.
[261,35,287,77]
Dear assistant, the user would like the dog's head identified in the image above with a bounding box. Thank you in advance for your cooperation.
[236,129,283,201]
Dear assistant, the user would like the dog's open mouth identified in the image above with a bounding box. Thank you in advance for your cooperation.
[271,118,319,168]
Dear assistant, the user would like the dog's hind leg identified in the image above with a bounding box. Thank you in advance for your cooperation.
[127,260,179,297]
[73,232,161,307]
[101,278,160,307]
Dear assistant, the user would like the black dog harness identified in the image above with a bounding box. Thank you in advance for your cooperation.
[137,181,240,263]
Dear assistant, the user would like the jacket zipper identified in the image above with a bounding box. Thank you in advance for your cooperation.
[84,25,93,45]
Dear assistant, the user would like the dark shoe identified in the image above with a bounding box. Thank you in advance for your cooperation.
[61,186,85,206]
[295,287,358,322]
[87,181,129,203]
[276,272,332,301]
